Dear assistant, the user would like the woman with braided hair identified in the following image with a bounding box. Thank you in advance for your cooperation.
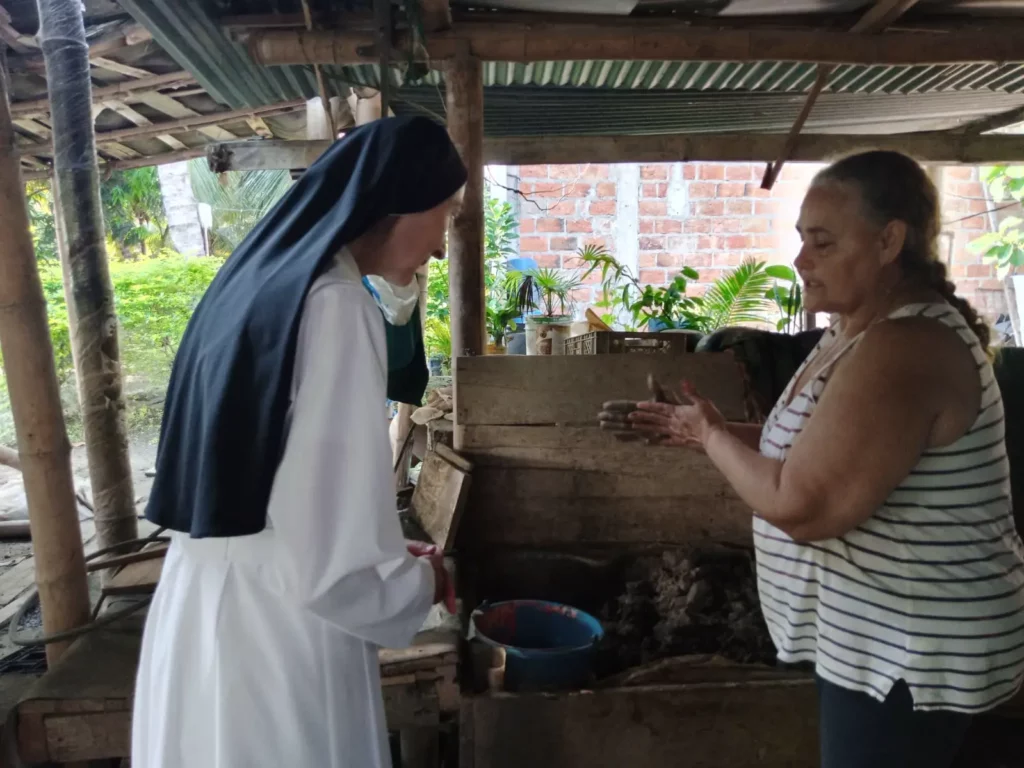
[622,151,1024,768]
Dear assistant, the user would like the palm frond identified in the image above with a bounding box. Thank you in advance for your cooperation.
[700,259,775,330]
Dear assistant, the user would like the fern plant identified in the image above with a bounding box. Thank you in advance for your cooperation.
[506,267,583,320]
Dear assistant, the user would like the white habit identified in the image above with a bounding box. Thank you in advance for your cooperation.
[132,253,435,768]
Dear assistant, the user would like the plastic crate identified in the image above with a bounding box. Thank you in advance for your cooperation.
[564,331,693,355]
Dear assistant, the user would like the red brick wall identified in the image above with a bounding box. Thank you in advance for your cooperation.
[515,161,1006,321]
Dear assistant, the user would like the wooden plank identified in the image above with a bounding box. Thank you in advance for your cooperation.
[10,71,197,118]
[464,680,818,768]
[204,131,1024,172]
[102,101,188,151]
[454,354,750,427]
[89,57,152,79]
[135,92,237,141]
[411,449,472,552]
[482,131,1024,167]
[248,22,1024,67]
[45,711,129,764]
[380,643,458,669]
[22,147,208,181]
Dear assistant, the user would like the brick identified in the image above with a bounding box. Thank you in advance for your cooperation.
[711,218,745,234]
[562,255,587,271]
[725,164,755,181]
[769,181,803,199]
[682,252,713,268]
[717,182,747,197]
[667,235,696,251]
[583,236,611,250]
[688,182,717,199]
[725,200,754,216]
[947,167,974,181]
[745,183,771,198]
[753,234,784,250]
[548,201,577,216]
[641,165,669,180]
[743,217,771,233]
[533,181,591,198]
[520,165,548,178]
[683,164,697,180]
[639,219,655,234]
[949,263,968,278]
[966,264,991,277]
[639,201,668,216]
[596,182,617,198]
[533,253,560,268]
[589,201,616,216]
[755,200,784,216]
[537,217,565,233]
[656,219,683,234]
[642,183,667,198]
[580,165,610,180]
[639,268,668,284]
[639,252,657,268]
[520,236,548,253]
[571,287,594,304]
[547,164,580,178]
[725,235,755,250]
[684,218,714,234]
[696,235,717,251]
[981,279,1004,291]
[695,200,725,217]
[699,164,726,181]
[550,236,578,251]
[519,219,536,234]
[580,269,603,285]
[714,251,745,267]
[657,252,681,267]
[640,235,667,251]
[566,219,593,233]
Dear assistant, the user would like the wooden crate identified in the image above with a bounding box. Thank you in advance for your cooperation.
[565,331,696,355]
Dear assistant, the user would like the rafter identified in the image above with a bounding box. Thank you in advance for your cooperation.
[761,0,923,189]
[959,105,1024,136]
[11,71,197,118]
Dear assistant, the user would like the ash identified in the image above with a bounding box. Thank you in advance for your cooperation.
[595,549,777,677]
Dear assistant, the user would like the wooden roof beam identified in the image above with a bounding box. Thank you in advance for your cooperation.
[11,71,197,117]
[959,104,1024,136]
[21,146,207,181]
[761,0,922,190]
[17,99,306,157]
[246,20,1024,67]
[203,132,1024,170]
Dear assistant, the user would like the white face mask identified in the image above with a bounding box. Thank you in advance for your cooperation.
[365,274,419,326]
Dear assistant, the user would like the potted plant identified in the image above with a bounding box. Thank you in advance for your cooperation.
[486,303,519,354]
[506,267,583,355]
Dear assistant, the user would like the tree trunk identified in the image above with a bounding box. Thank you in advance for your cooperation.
[158,161,205,258]
[0,52,91,665]
[38,0,138,551]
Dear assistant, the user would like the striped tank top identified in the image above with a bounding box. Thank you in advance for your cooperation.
[754,302,1024,713]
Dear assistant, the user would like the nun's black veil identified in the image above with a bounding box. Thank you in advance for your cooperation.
[145,116,468,538]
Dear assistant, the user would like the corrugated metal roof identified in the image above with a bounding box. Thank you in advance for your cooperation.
[335,60,1024,95]
[110,0,1024,139]
[389,86,1024,136]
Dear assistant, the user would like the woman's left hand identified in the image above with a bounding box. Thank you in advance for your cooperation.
[629,380,727,448]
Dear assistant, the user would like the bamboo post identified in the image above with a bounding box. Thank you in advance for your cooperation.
[445,52,485,358]
[38,0,137,551]
[0,52,91,664]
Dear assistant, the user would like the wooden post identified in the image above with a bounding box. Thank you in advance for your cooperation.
[445,52,485,358]
[38,0,137,551]
[0,51,91,665]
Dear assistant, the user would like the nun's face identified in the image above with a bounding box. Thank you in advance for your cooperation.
[379,197,461,285]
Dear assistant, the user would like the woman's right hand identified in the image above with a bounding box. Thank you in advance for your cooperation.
[427,553,457,614]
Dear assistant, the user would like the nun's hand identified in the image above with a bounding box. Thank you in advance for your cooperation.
[629,381,726,449]
[427,554,458,614]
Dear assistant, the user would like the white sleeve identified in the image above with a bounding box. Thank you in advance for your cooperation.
[266,279,434,649]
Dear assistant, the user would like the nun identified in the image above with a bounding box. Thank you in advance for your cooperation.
[131,116,467,768]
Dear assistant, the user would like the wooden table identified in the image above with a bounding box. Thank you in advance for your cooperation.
[13,616,459,764]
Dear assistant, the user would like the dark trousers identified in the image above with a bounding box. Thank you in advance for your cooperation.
[817,676,973,768]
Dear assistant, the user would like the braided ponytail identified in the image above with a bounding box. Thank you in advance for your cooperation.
[814,151,992,352]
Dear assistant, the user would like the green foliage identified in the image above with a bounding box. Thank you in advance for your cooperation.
[189,160,292,255]
[0,255,222,444]
[102,167,168,258]
[24,181,58,261]
[425,192,521,356]
[579,246,801,333]
[506,267,583,319]
[971,165,1024,278]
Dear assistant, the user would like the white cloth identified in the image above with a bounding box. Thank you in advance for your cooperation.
[132,252,435,768]
[364,274,419,326]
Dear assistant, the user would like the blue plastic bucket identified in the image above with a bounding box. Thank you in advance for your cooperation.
[471,600,604,691]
